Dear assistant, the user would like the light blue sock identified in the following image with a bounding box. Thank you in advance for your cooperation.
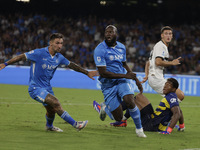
[128,106,142,129]
[61,111,76,127]
[46,115,55,128]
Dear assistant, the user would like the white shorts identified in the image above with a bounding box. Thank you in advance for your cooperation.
[148,75,167,97]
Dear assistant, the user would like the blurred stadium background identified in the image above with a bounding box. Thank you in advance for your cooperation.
[0,0,200,75]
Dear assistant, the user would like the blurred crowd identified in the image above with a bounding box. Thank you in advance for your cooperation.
[0,13,200,75]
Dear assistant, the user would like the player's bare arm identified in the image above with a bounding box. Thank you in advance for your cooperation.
[141,60,149,83]
[0,53,26,70]
[179,109,184,124]
[168,106,181,129]
[68,62,97,80]
[155,57,181,67]
[122,61,143,93]
[122,61,132,73]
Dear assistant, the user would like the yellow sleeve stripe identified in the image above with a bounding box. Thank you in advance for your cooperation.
[161,98,170,108]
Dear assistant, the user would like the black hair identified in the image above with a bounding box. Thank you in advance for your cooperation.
[105,25,118,33]
[161,26,173,33]
[167,78,179,89]
[50,33,64,41]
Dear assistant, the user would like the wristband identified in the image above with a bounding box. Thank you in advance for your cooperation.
[179,123,185,128]
[4,62,8,66]
[167,127,173,133]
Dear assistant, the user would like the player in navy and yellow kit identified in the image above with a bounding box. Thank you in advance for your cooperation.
[108,78,185,133]
[0,33,98,132]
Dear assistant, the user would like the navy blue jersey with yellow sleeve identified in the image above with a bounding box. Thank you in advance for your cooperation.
[151,92,179,131]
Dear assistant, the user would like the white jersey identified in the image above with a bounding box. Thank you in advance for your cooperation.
[148,40,169,79]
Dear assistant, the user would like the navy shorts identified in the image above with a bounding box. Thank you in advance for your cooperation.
[140,104,158,131]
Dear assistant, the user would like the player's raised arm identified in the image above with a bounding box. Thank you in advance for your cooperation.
[0,53,26,70]
[155,57,181,67]
[67,61,98,80]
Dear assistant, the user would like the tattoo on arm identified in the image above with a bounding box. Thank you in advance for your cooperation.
[7,54,26,65]
[68,62,88,75]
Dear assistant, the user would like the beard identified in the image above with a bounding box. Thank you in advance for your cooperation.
[105,37,117,47]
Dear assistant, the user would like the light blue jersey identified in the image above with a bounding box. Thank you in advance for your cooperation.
[25,47,70,88]
[25,47,70,104]
[94,41,134,112]
[94,41,127,85]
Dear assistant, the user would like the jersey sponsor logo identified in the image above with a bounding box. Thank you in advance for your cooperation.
[114,54,123,60]
[109,55,114,61]
[43,58,47,61]
[97,57,101,62]
[42,64,47,69]
[170,98,177,103]
[109,54,124,61]
[47,65,57,70]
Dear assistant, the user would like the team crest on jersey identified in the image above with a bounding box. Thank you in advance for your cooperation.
[56,59,59,63]
[42,64,47,69]
[162,51,165,57]
[118,49,123,53]
[97,57,101,62]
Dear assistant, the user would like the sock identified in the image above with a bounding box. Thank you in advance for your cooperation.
[128,106,142,129]
[61,111,76,127]
[46,115,55,128]
[122,115,127,120]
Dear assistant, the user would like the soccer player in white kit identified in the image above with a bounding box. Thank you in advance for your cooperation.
[141,26,184,101]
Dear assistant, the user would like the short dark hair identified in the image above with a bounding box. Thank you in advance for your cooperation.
[50,33,64,41]
[161,26,173,33]
[105,25,118,33]
[167,78,179,89]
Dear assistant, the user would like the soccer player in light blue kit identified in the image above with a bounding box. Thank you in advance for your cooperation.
[0,33,97,132]
[93,25,146,137]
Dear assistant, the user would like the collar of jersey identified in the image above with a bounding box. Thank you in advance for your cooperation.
[45,46,58,57]
[103,40,118,49]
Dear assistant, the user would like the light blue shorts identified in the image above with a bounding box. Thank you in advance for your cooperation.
[28,86,54,106]
[101,79,134,112]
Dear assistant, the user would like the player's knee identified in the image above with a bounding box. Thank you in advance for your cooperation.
[176,89,185,101]
[177,91,185,101]
[53,100,62,112]
[123,95,135,108]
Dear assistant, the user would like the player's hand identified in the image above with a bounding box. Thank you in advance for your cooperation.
[87,70,99,80]
[141,76,148,83]
[172,57,181,66]
[125,72,136,79]
[175,124,185,132]
[159,131,170,134]
[0,63,6,71]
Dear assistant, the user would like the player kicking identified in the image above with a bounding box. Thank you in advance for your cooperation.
[94,78,185,134]
[0,33,98,132]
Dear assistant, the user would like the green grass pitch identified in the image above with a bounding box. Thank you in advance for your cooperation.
[0,84,200,150]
